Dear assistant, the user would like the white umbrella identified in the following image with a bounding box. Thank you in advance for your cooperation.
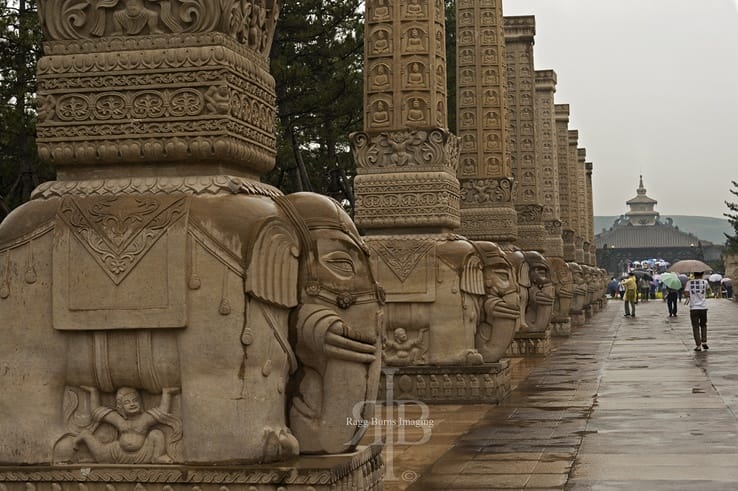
[709,273,723,283]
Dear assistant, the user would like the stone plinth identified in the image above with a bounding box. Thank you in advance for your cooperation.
[508,329,552,356]
[378,362,511,404]
[551,319,572,337]
[0,445,384,491]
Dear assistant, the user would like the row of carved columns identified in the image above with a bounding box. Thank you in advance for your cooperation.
[352,0,607,403]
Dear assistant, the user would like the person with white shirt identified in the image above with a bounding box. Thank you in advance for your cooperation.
[685,271,709,351]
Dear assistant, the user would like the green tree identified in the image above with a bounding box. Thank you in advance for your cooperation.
[267,0,364,207]
[725,180,738,252]
[0,0,49,220]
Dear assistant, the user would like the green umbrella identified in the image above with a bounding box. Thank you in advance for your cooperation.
[660,272,682,290]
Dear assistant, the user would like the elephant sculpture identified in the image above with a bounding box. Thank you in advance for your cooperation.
[367,235,520,366]
[568,262,588,324]
[548,257,573,327]
[473,241,521,362]
[0,184,383,465]
[503,248,554,333]
[521,251,555,332]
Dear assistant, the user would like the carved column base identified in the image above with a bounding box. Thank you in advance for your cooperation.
[378,362,511,404]
[458,206,518,243]
[590,302,601,314]
[570,311,586,329]
[575,247,585,264]
[550,319,572,337]
[584,304,593,320]
[543,237,564,259]
[516,224,548,253]
[0,446,384,491]
[506,329,552,356]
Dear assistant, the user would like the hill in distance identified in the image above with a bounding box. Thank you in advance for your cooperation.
[594,215,733,246]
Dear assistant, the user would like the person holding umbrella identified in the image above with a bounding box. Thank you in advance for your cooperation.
[622,272,638,317]
[661,272,682,317]
[684,271,710,351]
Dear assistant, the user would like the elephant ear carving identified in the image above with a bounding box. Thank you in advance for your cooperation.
[245,219,300,308]
[460,254,485,296]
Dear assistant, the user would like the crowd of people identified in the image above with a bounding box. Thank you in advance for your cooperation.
[605,270,734,352]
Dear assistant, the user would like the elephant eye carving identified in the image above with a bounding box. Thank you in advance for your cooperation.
[324,251,356,277]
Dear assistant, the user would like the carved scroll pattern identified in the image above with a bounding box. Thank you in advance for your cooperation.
[57,195,188,285]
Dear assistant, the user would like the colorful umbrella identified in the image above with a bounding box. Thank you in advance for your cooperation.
[660,272,682,290]
[668,260,712,274]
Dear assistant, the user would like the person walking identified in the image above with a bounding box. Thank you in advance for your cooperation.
[685,271,709,351]
[721,277,733,300]
[623,272,637,317]
[666,286,679,317]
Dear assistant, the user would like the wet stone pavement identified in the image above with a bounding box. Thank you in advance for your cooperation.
[364,297,738,490]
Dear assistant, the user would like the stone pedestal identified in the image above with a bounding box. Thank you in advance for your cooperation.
[551,319,572,337]
[570,311,586,329]
[378,362,511,404]
[0,445,384,491]
[508,329,552,356]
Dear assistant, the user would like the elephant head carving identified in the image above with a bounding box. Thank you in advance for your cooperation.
[473,241,520,362]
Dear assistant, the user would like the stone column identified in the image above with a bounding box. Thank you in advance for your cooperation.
[586,161,597,266]
[456,0,517,243]
[577,147,588,264]
[538,75,572,337]
[568,131,583,264]
[355,0,458,233]
[504,16,546,253]
[353,0,514,404]
[535,70,563,257]
[566,129,586,328]
[556,105,576,262]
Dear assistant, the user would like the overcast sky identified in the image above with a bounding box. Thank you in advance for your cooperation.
[503,0,738,218]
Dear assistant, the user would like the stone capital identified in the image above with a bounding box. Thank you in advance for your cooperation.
[534,69,557,90]
[503,15,536,41]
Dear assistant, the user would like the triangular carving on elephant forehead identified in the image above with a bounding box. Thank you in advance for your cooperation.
[57,196,189,285]
[373,241,434,282]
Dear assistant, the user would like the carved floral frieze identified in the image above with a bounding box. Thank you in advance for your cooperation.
[350,128,459,174]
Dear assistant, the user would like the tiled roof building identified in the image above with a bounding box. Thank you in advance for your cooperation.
[596,177,714,273]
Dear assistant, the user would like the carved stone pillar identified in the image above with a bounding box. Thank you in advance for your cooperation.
[455,0,517,243]
[504,16,546,253]
[556,105,576,262]
[355,0,458,233]
[586,161,596,266]
[535,70,563,258]
[353,0,512,404]
[577,147,588,264]
[567,131,583,264]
